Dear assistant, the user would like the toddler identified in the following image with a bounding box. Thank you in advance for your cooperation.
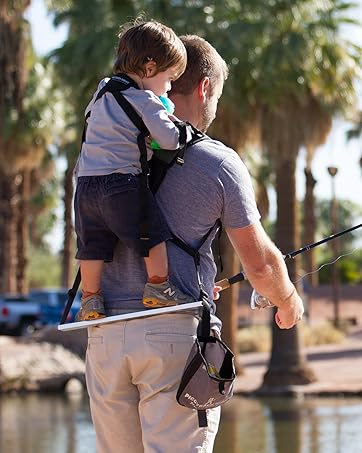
[74,20,194,321]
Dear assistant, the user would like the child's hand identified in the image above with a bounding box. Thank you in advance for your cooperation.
[213,285,222,301]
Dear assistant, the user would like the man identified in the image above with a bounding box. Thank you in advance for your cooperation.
[85,35,304,453]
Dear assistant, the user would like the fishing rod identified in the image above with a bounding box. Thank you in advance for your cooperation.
[215,223,362,307]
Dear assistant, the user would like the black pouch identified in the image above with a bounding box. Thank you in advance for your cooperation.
[176,305,236,427]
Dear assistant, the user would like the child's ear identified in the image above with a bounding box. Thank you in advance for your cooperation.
[145,60,157,77]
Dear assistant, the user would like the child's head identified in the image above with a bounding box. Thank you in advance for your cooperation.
[113,20,187,96]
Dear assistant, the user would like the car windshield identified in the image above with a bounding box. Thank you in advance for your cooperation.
[29,293,52,304]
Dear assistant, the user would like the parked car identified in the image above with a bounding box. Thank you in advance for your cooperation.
[0,295,40,336]
[29,288,81,327]
[0,289,82,336]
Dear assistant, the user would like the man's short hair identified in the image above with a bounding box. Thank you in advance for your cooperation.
[113,20,187,78]
[170,35,228,96]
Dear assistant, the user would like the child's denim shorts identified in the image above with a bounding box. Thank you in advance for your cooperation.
[74,173,171,261]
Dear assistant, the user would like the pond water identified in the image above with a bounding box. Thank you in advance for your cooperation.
[1,394,362,453]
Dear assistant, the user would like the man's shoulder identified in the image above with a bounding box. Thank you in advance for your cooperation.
[187,133,238,165]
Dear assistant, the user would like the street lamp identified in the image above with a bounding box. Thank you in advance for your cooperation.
[327,166,340,328]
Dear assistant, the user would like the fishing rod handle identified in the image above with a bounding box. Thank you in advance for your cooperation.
[215,278,231,290]
[215,271,246,290]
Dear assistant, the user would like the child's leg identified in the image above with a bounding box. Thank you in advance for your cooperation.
[77,260,106,321]
[80,259,104,294]
[144,242,168,283]
[143,242,194,308]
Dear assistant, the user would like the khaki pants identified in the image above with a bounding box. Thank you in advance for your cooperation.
[86,313,221,453]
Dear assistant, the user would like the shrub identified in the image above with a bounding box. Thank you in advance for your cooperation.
[236,322,345,354]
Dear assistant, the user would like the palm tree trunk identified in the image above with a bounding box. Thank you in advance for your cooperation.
[215,229,239,368]
[16,169,30,294]
[263,159,316,386]
[303,167,317,286]
[2,173,19,293]
[62,164,75,288]
[0,173,6,293]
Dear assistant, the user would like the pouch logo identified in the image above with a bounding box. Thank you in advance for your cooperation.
[184,393,216,409]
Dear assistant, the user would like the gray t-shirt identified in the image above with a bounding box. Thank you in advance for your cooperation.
[101,135,261,329]
[77,77,180,177]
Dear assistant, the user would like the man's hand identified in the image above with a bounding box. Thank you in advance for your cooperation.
[213,285,222,301]
[275,291,304,329]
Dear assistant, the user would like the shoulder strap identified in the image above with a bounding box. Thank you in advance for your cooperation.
[149,123,208,194]
[81,74,147,145]
[170,218,222,337]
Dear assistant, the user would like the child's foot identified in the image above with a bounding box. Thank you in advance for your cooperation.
[143,280,194,308]
[76,294,106,321]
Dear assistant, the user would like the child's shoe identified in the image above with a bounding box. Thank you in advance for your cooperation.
[76,294,106,321]
[143,280,194,308]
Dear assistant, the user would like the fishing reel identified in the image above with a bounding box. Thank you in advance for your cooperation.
[250,289,275,310]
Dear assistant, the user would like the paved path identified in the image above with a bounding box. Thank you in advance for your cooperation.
[234,334,362,395]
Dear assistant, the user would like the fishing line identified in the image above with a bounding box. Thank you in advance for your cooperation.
[293,248,360,285]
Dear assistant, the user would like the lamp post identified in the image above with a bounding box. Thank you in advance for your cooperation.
[327,166,340,328]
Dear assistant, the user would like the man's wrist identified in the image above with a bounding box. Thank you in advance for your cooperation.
[276,287,297,309]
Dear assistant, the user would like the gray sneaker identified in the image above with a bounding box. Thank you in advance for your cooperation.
[143,280,195,308]
[76,294,106,321]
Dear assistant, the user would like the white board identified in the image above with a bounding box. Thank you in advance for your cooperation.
[57,301,203,332]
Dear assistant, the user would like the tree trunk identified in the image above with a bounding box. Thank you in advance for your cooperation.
[215,229,240,370]
[2,173,20,293]
[303,167,317,286]
[0,173,6,293]
[16,169,30,294]
[263,159,316,387]
[62,164,75,288]
[264,398,303,453]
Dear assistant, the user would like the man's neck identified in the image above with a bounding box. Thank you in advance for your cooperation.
[170,93,199,128]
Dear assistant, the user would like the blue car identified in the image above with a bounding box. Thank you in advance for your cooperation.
[29,289,81,326]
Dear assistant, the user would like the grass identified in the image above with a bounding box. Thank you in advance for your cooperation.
[236,322,345,354]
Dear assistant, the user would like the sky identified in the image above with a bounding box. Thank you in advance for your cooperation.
[25,0,362,250]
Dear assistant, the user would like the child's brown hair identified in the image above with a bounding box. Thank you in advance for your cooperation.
[114,20,187,78]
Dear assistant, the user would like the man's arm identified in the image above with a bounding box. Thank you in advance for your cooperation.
[226,221,304,329]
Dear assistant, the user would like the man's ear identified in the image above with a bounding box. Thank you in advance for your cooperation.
[144,60,157,77]
[198,77,210,101]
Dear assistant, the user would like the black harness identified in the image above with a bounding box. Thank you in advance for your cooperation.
[81,73,189,257]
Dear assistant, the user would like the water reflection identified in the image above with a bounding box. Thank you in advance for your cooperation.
[215,396,362,453]
[1,394,362,453]
[0,393,94,453]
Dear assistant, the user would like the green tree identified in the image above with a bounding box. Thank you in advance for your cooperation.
[221,0,361,386]
[0,0,60,294]
[347,110,362,174]
[315,198,362,284]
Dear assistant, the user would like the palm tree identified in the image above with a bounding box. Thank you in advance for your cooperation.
[0,1,58,293]
[347,111,362,175]
[0,0,30,293]
[248,0,360,386]
[199,0,361,385]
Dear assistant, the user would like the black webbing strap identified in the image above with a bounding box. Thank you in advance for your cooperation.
[198,410,208,428]
[170,219,221,344]
[107,82,151,256]
[60,268,81,324]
